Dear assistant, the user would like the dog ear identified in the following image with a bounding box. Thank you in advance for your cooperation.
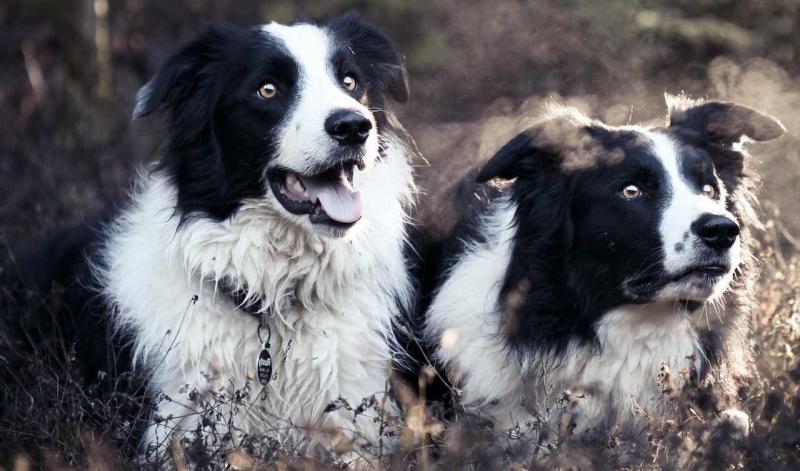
[476,114,595,183]
[476,129,541,182]
[666,95,785,144]
[133,24,240,127]
[327,14,409,103]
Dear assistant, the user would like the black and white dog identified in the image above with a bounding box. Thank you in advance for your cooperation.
[424,96,784,436]
[88,15,414,454]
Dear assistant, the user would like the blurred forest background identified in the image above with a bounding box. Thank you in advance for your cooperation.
[1,0,800,469]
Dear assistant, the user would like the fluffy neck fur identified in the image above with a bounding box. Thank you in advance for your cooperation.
[181,198,388,324]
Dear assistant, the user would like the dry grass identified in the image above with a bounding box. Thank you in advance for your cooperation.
[1,229,798,469]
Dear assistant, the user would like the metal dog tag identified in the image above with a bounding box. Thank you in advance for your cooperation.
[256,312,274,385]
[257,344,272,385]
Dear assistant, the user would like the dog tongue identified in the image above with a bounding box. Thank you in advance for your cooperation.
[301,172,363,223]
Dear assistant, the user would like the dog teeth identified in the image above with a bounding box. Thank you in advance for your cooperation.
[339,163,357,188]
[285,173,308,198]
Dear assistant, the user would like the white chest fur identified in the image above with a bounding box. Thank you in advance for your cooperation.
[98,144,413,452]
[540,305,700,433]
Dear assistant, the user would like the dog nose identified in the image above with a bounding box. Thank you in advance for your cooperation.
[325,110,372,146]
[691,214,740,250]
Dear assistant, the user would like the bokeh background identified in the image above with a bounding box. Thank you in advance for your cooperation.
[1,0,799,245]
[1,0,800,468]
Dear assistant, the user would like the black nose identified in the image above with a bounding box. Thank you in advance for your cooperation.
[691,214,740,250]
[324,110,372,146]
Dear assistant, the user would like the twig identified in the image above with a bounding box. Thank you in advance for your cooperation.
[169,438,188,471]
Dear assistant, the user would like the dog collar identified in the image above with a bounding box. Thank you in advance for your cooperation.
[221,282,273,386]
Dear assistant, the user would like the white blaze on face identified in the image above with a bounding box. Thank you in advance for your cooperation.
[646,131,740,296]
[261,23,379,174]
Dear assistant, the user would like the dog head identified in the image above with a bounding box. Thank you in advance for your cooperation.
[477,97,784,311]
[134,15,408,237]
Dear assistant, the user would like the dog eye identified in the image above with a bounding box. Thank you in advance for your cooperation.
[342,75,357,92]
[621,184,642,199]
[702,184,716,199]
[257,82,278,100]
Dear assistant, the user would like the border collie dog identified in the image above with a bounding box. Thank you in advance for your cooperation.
[97,16,414,454]
[424,96,784,437]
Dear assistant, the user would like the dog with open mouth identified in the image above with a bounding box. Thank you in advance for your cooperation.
[422,95,785,439]
[80,15,417,460]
